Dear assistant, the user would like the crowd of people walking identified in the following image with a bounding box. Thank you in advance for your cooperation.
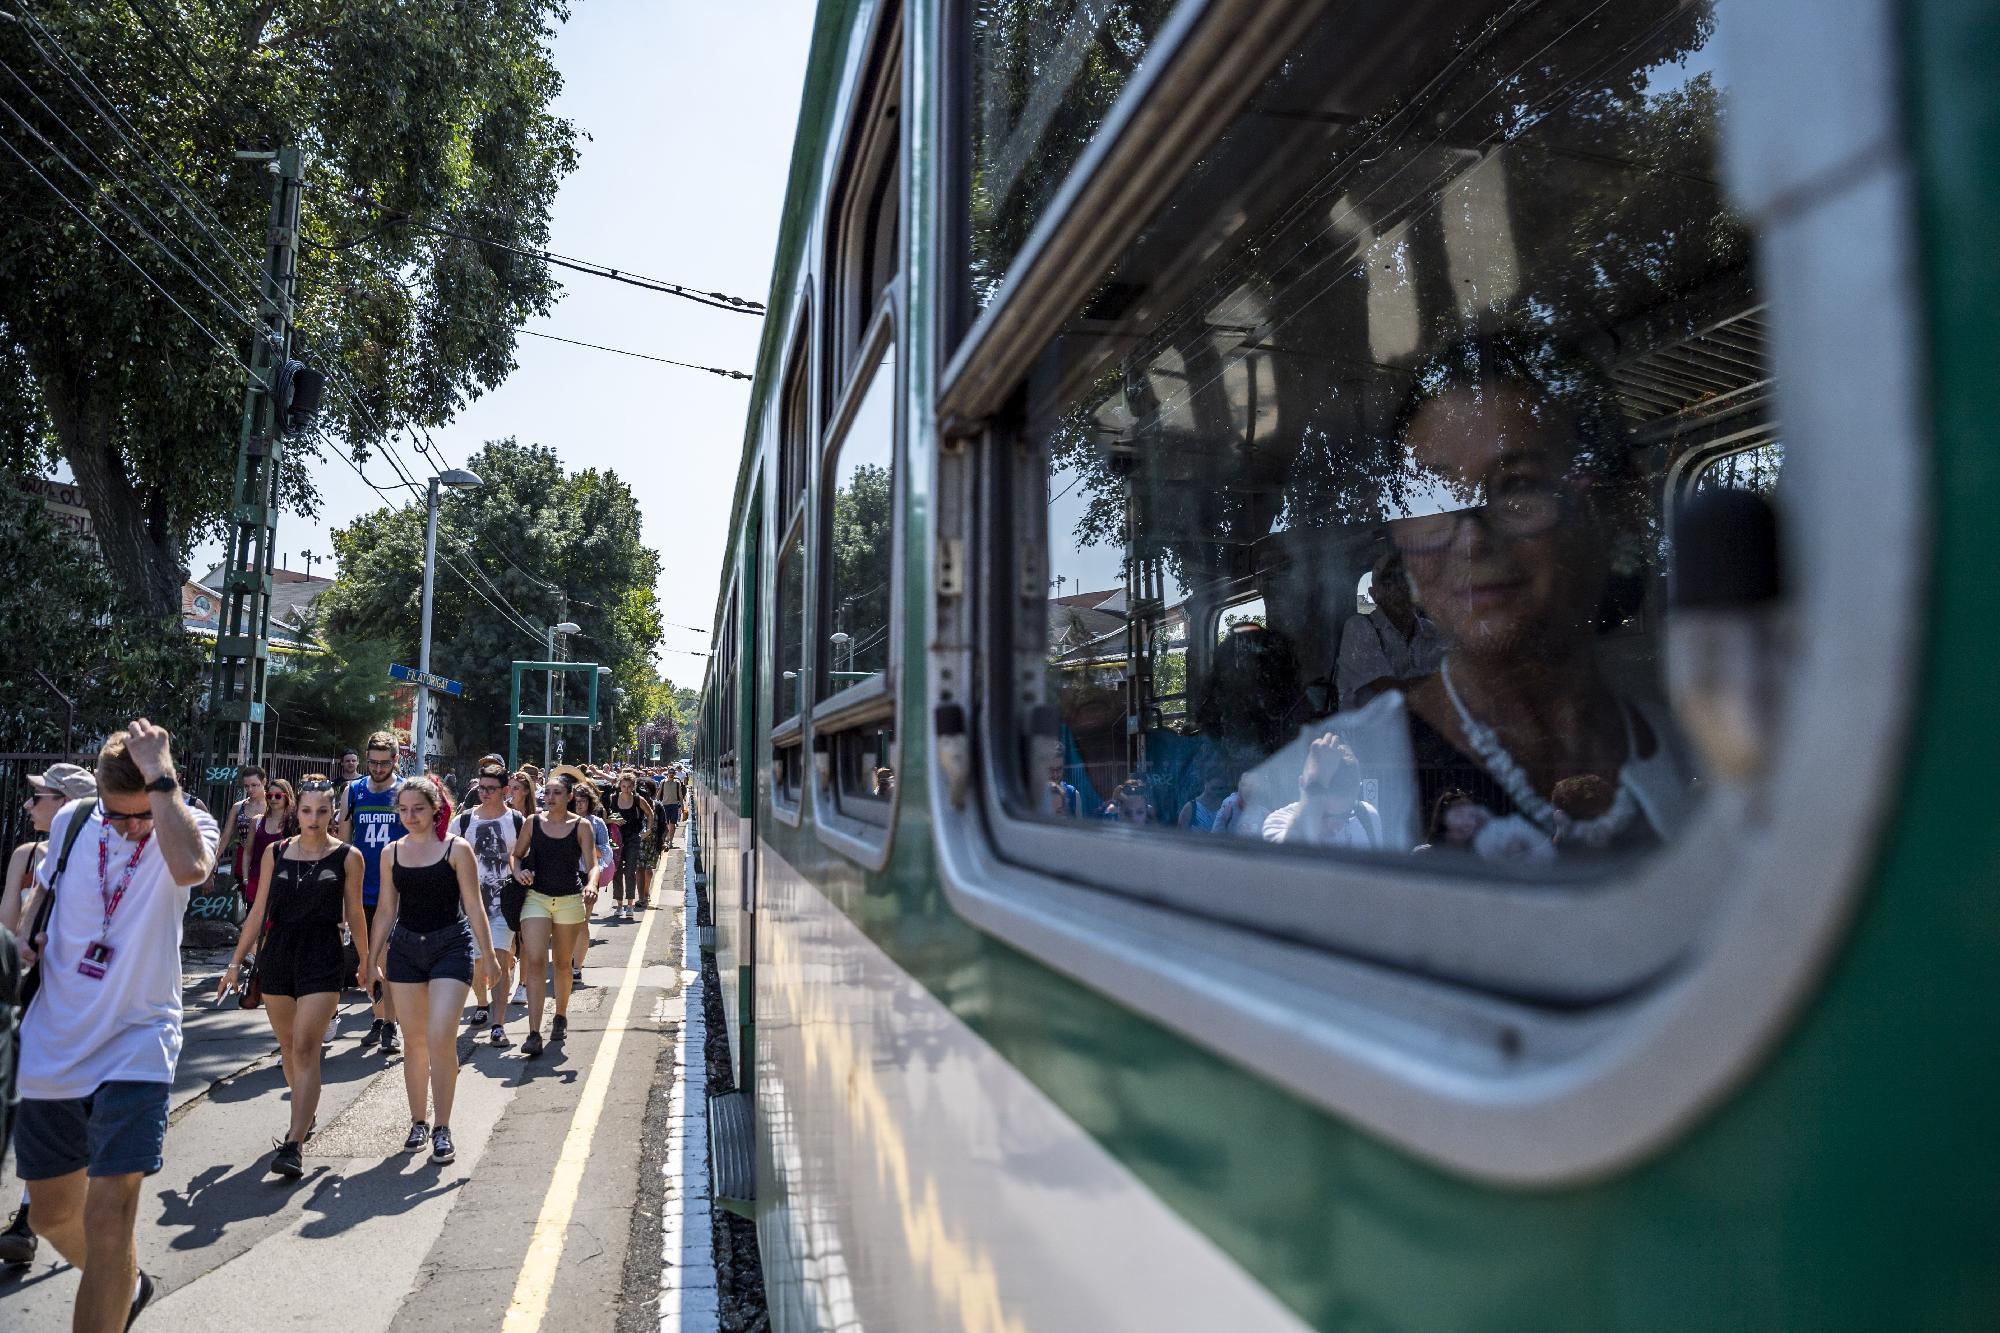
[0,720,690,1329]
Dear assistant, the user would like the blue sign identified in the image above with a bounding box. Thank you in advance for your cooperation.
[388,663,465,697]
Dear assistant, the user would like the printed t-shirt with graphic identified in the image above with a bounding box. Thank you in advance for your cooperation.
[345,776,406,906]
[22,800,220,1100]
[457,808,523,919]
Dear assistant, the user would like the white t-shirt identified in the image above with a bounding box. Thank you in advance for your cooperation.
[457,808,523,916]
[23,799,220,1099]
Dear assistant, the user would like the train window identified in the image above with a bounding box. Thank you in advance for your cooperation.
[819,324,896,702]
[772,320,811,819]
[827,5,902,395]
[989,0,1766,963]
[961,0,1179,320]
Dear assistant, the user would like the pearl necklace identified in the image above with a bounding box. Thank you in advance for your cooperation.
[1439,659,1642,849]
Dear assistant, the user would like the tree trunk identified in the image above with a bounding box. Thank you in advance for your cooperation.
[43,376,187,622]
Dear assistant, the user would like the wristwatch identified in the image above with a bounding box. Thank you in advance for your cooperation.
[145,774,180,794]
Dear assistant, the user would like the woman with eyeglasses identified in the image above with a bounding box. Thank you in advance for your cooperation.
[215,780,367,1177]
[242,777,298,910]
[507,774,597,1058]
[369,775,499,1163]
[1369,334,1695,856]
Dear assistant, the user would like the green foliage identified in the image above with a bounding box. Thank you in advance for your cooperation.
[316,438,662,758]
[261,618,401,756]
[0,1,579,618]
[827,461,892,674]
[0,470,205,755]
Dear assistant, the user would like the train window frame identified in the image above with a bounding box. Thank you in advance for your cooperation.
[772,301,814,827]
[823,0,903,408]
[924,0,1923,1183]
[812,300,902,864]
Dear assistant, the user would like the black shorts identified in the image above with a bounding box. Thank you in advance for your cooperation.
[260,924,345,998]
[385,920,474,985]
[662,803,681,820]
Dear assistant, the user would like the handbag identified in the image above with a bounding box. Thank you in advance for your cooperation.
[17,798,95,1014]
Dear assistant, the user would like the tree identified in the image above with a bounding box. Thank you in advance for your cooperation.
[260,617,401,757]
[0,2,579,620]
[315,438,663,759]
[0,469,206,754]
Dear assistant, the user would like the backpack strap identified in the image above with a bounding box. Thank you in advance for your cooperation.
[456,811,473,837]
[49,797,95,883]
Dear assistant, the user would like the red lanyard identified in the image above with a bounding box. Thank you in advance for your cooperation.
[97,822,151,938]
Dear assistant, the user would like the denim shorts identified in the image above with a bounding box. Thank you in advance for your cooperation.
[13,1080,171,1180]
[384,920,474,985]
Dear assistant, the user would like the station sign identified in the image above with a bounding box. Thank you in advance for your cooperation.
[388,663,465,697]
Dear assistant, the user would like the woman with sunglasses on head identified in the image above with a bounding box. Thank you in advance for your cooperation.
[215,780,367,1177]
[507,774,596,1058]
[367,775,498,1163]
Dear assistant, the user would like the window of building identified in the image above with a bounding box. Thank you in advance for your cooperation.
[982,0,1769,989]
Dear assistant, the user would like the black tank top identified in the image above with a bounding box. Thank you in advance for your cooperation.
[525,817,584,898]
[391,839,465,931]
[266,843,348,930]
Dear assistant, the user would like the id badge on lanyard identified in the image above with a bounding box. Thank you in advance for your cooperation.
[82,823,149,981]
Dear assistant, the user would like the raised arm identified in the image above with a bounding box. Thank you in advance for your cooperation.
[124,720,216,887]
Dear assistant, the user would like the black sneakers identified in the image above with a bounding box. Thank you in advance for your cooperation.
[271,1140,304,1179]
[490,1025,511,1048]
[380,1023,401,1054]
[0,1203,35,1265]
[359,1018,385,1049]
[431,1126,455,1164]
[403,1120,429,1152]
[521,1030,544,1058]
[551,1014,568,1043]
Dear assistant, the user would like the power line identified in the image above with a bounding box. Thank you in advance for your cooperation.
[381,218,766,315]
[521,328,751,380]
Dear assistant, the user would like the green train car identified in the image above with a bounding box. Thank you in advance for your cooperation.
[688,0,1998,1326]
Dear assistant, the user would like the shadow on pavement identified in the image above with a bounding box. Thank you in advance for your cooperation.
[295,1154,465,1240]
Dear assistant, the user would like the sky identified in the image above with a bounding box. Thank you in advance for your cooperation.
[190,0,819,689]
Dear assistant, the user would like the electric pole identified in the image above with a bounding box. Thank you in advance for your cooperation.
[203,147,305,798]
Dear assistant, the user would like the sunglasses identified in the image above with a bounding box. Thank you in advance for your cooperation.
[100,802,154,828]
[27,789,61,803]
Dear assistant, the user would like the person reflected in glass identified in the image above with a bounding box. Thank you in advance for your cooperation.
[1044,764,1082,818]
[1384,335,1694,857]
[1337,549,1445,711]
[1262,735,1385,849]
[1177,769,1231,832]
[1415,787,1489,853]
[1102,776,1156,824]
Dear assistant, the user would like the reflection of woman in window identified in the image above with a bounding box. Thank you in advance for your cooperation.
[1384,336,1694,855]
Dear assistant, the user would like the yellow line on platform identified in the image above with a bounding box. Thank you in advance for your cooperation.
[504,869,666,1331]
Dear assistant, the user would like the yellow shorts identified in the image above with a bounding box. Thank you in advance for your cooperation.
[519,889,588,926]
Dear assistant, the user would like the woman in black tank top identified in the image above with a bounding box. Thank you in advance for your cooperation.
[216,779,367,1178]
[507,774,597,1058]
[370,775,500,1165]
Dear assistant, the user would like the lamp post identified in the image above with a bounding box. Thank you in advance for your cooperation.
[545,619,580,764]
[829,630,853,680]
[591,665,612,763]
[414,468,483,776]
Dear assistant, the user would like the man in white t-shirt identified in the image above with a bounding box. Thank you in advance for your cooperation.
[12,720,217,1330]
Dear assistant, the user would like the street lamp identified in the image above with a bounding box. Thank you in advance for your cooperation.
[829,630,854,679]
[414,467,482,775]
[591,665,612,763]
[546,619,580,764]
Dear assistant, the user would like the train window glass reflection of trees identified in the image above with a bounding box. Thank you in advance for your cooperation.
[964,0,1178,318]
[821,343,895,697]
[1018,0,1763,870]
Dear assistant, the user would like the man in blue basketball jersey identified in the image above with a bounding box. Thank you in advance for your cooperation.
[336,730,406,1052]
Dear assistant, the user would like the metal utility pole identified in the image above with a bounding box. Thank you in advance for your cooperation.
[204,147,305,795]
[545,603,578,766]
[413,468,483,776]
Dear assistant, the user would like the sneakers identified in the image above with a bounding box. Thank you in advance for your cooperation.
[468,1007,490,1027]
[271,1139,304,1178]
[489,1025,511,1048]
[324,1014,339,1045]
[512,984,527,1004]
[359,1018,385,1050]
[431,1126,455,1164]
[129,1270,157,1327]
[380,1023,401,1054]
[521,1031,544,1059]
[403,1120,429,1152]
[551,1014,568,1043]
[570,965,583,983]
[0,1204,35,1265]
